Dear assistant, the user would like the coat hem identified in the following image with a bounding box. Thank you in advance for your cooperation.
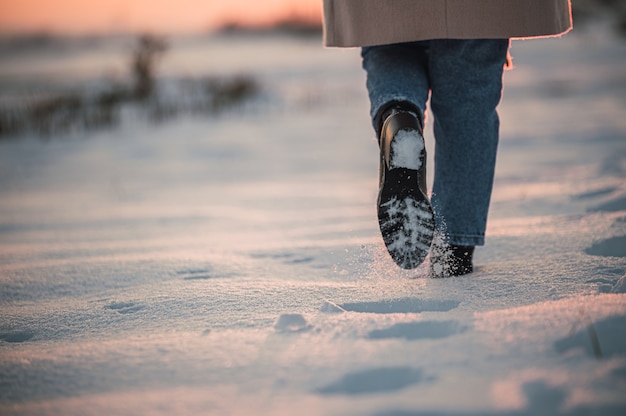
[322,0,573,48]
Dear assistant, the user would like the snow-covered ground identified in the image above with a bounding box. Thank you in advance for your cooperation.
[1,27,625,415]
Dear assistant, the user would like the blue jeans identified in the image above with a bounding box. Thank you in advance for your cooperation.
[361,39,509,246]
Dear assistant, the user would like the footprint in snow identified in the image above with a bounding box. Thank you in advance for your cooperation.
[367,320,466,341]
[316,366,431,395]
[335,297,460,314]
[250,252,315,265]
[176,267,236,280]
[589,194,626,213]
[104,301,145,314]
[0,330,35,343]
[573,186,617,200]
[554,313,626,359]
[177,268,213,280]
[589,275,626,294]
[585,235,626,258]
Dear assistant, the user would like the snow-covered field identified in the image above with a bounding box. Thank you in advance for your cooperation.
[1,27,626,415]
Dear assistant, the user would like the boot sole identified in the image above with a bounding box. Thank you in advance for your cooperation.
[378,167,435,269]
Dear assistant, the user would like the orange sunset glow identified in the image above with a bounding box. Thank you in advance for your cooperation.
[0,0,322,34]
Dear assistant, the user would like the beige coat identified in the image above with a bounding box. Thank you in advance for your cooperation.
[323,0,573,47]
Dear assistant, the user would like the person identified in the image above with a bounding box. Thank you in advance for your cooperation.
[322,0,573,277]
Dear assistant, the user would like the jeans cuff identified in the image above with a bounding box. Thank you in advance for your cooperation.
[446,234,485,247]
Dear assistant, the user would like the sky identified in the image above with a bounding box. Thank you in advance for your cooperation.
[0,0,322,34]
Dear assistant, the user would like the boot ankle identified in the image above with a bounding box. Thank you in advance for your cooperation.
[449,245,474,276]
[430,244,474,278]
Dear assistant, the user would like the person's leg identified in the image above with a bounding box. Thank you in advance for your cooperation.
[361,42,430,133]
[427,39,509,248]
[362,42,435,269]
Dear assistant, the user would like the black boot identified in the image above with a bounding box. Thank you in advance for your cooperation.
[377,107,435,269]
[430,244,474,278]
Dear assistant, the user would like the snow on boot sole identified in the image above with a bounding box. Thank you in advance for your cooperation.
[378,167,435,269]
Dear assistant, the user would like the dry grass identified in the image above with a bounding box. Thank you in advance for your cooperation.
[0,35,260,139]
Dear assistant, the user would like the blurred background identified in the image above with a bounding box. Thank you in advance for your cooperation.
[0,0,624,139]
[0,0,322,34]
[0,0,326,137]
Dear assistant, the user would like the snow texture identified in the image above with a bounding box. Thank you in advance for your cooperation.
[274,313,312,333]
[390,129,424,170]
[1,28,626,415]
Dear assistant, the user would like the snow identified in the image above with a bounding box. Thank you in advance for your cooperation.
[390,129,424,170]
[274,313,312,333]
[1,28,626,415]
